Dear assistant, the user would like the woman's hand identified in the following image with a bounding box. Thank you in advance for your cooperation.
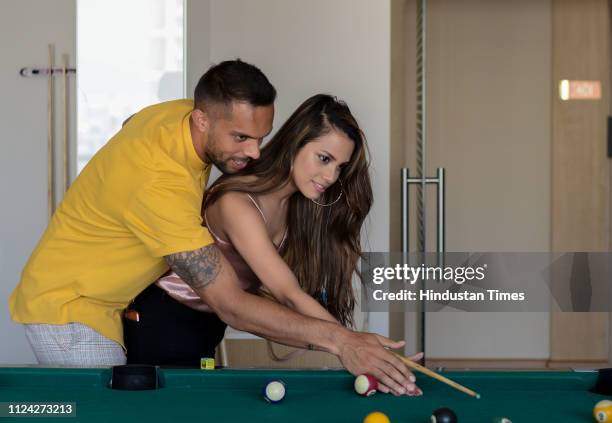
[337,333,423,396]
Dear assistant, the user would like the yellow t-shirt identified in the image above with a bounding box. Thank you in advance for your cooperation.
[9,99,214,347]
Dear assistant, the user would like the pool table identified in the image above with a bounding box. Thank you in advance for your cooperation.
[0,367,608,422]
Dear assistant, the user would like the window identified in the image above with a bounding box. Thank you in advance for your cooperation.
[77,0,184,172]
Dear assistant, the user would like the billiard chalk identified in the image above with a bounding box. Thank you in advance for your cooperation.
[200,357,215,370]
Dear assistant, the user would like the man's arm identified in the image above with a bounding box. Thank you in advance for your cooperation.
[165,244,418,396]
[165,244,340,352]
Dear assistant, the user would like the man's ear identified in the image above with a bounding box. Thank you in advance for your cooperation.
[191,108,209,133]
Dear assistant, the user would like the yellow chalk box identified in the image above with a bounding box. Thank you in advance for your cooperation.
[200,357,215,370]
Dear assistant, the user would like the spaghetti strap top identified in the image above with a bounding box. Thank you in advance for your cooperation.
[156,193,287,312]
[205,194,288,247]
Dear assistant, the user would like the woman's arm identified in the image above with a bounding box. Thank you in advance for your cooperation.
[208,192,339,324]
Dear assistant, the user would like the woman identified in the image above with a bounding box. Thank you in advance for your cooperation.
[124,94,422,395]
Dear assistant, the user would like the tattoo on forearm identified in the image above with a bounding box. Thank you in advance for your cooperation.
[165,245,222,290]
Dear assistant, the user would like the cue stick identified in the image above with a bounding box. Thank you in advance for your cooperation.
[392,352,480,398]
[47,44,55,220]
[62,53,69,193]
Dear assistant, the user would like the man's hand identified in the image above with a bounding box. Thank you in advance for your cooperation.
[337,331,423,396]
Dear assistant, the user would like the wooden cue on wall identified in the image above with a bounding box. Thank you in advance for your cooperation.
[47,44,55,220]
[62,53,69,193]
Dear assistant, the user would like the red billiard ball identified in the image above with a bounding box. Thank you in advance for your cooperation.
[354,374,378,396]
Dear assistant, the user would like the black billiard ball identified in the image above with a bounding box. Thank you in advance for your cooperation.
[431,407,458,423]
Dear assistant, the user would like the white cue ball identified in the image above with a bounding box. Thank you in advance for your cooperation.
[264,380,286,403]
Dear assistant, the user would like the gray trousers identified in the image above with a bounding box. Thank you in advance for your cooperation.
[25,323,126,367]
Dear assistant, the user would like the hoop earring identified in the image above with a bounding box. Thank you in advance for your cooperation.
[311,180,344,207]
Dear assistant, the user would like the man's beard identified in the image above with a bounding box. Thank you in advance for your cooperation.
[205,132,250,174]
[205,134,235,174]
[210,156,237,174]
[205,147,242,174]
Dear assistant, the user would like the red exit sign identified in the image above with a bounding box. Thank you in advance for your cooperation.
[559,80,602,100]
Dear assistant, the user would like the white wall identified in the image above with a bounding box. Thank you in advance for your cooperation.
[185,0,211,97]
[0,0,77,363]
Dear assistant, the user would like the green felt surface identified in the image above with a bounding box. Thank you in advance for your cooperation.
[0,367,607,422]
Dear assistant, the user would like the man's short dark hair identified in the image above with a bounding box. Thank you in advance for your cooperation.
[194,59,276,110]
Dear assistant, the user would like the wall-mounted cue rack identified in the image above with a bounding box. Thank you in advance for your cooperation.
[19,44,77,221]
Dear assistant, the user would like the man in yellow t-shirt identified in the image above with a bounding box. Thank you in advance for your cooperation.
[10,60,275,365]
[9,59,417,397]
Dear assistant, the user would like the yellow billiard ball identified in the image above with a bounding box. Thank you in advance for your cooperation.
[594,400,612,422]
[363,411,391,423]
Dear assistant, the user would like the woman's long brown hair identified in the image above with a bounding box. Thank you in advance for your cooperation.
[204,94,373,327]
